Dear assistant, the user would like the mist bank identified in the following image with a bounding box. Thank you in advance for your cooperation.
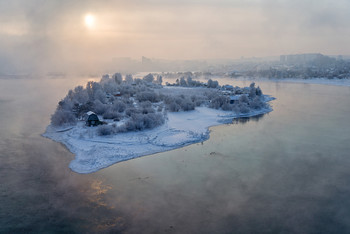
[2,52,350,79]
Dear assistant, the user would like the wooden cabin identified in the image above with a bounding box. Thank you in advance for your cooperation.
[85,111,101,127]
[229,95,240,104]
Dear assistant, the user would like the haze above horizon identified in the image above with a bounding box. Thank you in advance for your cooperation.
[1,0,349,73]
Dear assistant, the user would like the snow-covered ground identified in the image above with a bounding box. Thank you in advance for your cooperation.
[43,104,273,174]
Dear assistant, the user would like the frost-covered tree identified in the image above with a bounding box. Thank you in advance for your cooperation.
[93,100,108,115]
[134,78,143,85]
[209,96,228,109]
[57,99,74,111]
[112,101,127,113]
[168,102,181,112]
[143,73,154,83]
[181,99,195,111]
[73,86,89,104]
[248,82,257,99]
[142,107,155,114]
[101,74,109,82]
[163,95,195,112]
[238,103,250,113]
[51,109,77,126]
[250,96,265,109]
[190,95,205,106]
[72,101,93,118]
[136,91,160,102]
[207,79,219,88]
[256,86,263,96]
[139,101,152,108]
[186,76,194,86]
[125,107,141,117]
[239,94,249,104]
[125,74,133,84]
[179,77,187,86]
[94,89,107,103]
[113,73,123,84]
[86,81,102,101]
[97,125,115,136]
[221,102,233,111]
[102,79,118,94]
[102,109,123,120]
[125,113,165,131]
[156,75,163,85]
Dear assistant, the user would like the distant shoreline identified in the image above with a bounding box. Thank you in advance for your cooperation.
[230,77,350,87]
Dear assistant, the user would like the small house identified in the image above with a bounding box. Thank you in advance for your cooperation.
[229,95,240,104]
[222,85,234,91]
[85,111,101,126]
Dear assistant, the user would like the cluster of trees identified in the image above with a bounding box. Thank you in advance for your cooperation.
[173,76,204,87]
[167,76,219,88]
[139,73,163,84]
[163,95,196,112]
[226,55,350,80]
[97,112,165,136]
[51,73,269,135]
[208,83,266,113]
[161,71,214,79]
[245,65,350,79]
[51,73,163,126]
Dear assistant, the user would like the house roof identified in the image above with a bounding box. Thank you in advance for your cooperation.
[230,95,241,101]
[86,111,95,116]
[223,85,234,90]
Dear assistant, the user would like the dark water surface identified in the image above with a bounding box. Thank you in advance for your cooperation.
[1,77,350,233]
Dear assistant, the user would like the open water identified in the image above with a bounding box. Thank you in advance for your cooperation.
[1,77,350,233]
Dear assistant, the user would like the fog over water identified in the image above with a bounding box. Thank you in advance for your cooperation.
[1,76,350,233]
[0,77,129,232]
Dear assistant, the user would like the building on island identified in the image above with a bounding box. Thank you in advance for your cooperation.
[85,111,101,127]
[230,96,241,104]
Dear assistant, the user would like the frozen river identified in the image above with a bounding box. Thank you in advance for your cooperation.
[1,76,350,233]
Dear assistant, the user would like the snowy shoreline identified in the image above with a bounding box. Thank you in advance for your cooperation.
[43,104,273,174]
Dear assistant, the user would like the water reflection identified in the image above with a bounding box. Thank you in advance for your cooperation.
[232,113,266,124]
[0,136,128,233]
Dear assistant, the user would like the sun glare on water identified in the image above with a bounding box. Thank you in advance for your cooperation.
[84,14,96,29]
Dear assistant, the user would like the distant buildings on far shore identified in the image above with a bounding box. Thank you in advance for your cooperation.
[280,53,344,64]
[280,53,323,64]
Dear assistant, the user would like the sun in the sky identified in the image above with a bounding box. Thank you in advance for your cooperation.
[84,14,96,29]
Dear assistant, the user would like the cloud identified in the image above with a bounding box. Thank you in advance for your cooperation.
[261,0,350,31]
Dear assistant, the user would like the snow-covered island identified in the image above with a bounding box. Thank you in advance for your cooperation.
[43,73,274,173]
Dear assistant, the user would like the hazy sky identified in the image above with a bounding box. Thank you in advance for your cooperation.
[1,0,350,73]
